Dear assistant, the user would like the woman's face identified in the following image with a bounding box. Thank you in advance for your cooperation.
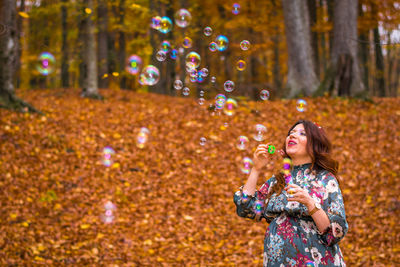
[285,124,310,160]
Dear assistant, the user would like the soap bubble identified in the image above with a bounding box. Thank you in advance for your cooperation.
[236,60,246,71]
[159,16,173,34]
[199,137,207,146]
[223,98,238,116]
[198,97,205,105]
[211,76,216,83]
[199,90,205,97]
[185,51,201,69]
[204,27,212,36]
[283,158,293,176]
[232,3,241,15]
[151,16,162,30]
[296,99,307,112]
[209,42,218,52]
[175,9,191,28]
[160,40,171,52]
[240,157,253,174]
[126,55,142,75]
[182,37,192,48]
[36,52,55,75]
[253,124,267,141]
[240,40,250,51]
[237,136,249,150]
[200,68,209,77]
[224,80,235,92]
[102,147,115,167]
[101,201,116,224]
[216,35,229,51]
[260,89,270,100]
[170,49,178,59]
[139,65,160,86]
[156,50,167,62]
[305,261,315,267]
[215,94,227,109]
[182,87,190,96]
[136,127,150,149]
[174,79,183,90]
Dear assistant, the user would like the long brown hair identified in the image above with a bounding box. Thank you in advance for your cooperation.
[265,120,339,199]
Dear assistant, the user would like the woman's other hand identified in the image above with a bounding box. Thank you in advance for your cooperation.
[285,184,314,209]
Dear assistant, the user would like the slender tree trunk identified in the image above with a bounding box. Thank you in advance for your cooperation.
[373,27,385,97]
[15,0,24,88]
[118,0,127,89]
[61,0,69,88]
[0,0,38,112]
[326,0,334,52]
[358,3,369,91]
[307,0,319,77]
[97,0,108,89]
[330,0,365,97]
[81,0,100,98]
[319,0,327,76]
[271,0,282,95]
[281,0,319,97]
[386,32,393,96]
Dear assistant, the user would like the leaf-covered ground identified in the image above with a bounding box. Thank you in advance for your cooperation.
[1,89,399,266]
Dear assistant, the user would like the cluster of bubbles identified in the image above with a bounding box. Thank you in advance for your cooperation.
[151,8,191,34]
[101,147,115,167]
[100,201,116,224]
[136,127,150,149]
[36,52,55,75]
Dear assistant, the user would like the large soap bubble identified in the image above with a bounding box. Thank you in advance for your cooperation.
[175,9,191,28]
[139,65,160,86]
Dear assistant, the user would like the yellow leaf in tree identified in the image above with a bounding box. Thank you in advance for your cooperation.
[18,12,29,18]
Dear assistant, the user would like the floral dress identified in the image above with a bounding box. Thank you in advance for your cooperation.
[233,163,348,267]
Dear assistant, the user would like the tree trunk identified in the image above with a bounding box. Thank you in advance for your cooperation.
[281,0,319,97]
[0,0,38,112]
[81,0,101,98]
[331,0,365,97]
[307,0,319,77]
[358,3,369,91]
[61,0,69,88]
[373,27,385,97]
[97,0,109,89]
[15,0,24,88]
[118,0,127,89]
[327,0,334,52]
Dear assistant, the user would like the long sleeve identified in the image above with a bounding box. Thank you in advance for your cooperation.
[317,173,348,246]
[233,176,275,222]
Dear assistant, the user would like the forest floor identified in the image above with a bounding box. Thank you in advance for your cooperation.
[1,88,399,266]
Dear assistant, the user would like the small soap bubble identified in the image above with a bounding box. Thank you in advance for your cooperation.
[224,80,235,92]
[223,98,238,116]
[102,147,115,167]
[159,16,173,34]
[189,76,197,83]
[305,261,315,267]
[182,87,190,96]
[215,94,227,110]
[136,127,150,149]
[198,97,205,105]
[151,16,161,30]
[211,76,216,83]
[170,49,178,59]
[36,52,55,75]
[182,37,193,48]
[296,99,307,112]
[156,50,167,62]
[240,40,250,51]
[200,68,209,77]
[260,89,270,100]
[175,9,191,28]
[199,137,207,146]
[204,27,212,36]
[236,60,246,71]
[215,35,229,51]
[160,40,171,52]
[253,124,267,142]
[283,157,293,177]
[185,51,201,69]
[174,79,183,90]
[104,200,116,211]
[237,136,249,150]
[232,3,241,15]
[209,42,218,52]
[139,65,160,86]
[199,90,205,96]
[240,157,254,174]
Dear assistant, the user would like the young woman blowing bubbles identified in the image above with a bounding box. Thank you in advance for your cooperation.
[234,120,348,266]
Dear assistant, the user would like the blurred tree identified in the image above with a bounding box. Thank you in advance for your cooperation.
[61,0,69,88]
[97,0,109,89]
[0,0,37,112]
[81,0,101,98]
[282,0,319,97]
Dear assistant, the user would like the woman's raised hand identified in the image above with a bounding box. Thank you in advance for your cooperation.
[253,143,272,171]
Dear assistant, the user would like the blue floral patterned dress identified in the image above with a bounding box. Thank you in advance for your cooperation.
[234,163,348,267]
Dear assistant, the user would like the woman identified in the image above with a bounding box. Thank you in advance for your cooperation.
[234,120,348,266]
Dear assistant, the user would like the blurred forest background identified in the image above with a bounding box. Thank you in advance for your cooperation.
[1,0,400,266]
[1,0,400,107]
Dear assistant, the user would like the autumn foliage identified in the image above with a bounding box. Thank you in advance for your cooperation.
[0,89,399,266]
